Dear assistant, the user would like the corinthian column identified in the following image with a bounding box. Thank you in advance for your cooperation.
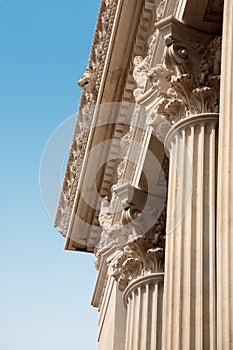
[216,1,233,348]
[109,237,165,350]
[161,113,218,350]
[100,181,166,350]
[142,17,221,350]
[124,273,164,350]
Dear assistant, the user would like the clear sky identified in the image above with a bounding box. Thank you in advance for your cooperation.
[0,1,101,349]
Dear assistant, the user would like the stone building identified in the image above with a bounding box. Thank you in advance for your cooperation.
[55,0,233,348]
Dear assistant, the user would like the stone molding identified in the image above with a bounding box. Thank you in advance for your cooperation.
[123,272,164,305]
[96,0,169,213]
[55,0,168,240]
[123,271,164,350]
[55,0,118,237]
[165,112,219,150]
[123,0,168,102]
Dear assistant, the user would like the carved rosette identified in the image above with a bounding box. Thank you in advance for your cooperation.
[109,236,165,292]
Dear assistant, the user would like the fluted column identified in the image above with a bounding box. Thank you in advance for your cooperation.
[124,273,164,350]
[137,17,222,349]
[108,234,165,350]
[162,114,218,350]
[217,1,233,348]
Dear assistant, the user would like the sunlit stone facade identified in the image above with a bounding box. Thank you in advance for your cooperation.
[55,0,233,349]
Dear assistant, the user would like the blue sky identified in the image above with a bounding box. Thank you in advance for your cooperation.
[0,1,101,349]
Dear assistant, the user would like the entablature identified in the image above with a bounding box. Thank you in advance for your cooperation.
[55,0,223,254]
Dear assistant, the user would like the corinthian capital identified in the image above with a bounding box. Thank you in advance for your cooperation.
[157,18,221,116]
[109,236,165,292]
[138,17,222,143]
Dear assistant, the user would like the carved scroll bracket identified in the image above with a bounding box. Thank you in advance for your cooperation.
[95,180,166,268]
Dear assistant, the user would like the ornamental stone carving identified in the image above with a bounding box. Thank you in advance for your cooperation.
[109,236,165,292]
[55,0,118,237]
[96,183,144,250]
[96,178,167,288]
[97,180,166,249]
[77,69,97,104]
[150,40,221,121]
[132,17,222,140]
[55,103,95,234]
[132,0,168,99]
[156,0,166,21]
[133,56,150,98]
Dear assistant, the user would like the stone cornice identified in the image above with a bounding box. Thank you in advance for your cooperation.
[56,0,170,252]
[55,0,119,238]
[109,236,165,292]
[123,272,164,305]
[55,2,179,252]
[59,0,155,252]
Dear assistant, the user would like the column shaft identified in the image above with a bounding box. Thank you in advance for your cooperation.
[217,0,233,348]
[162,115,218,350]
[124,274,164,350]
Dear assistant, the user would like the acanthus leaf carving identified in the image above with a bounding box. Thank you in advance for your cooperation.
[109,236,165,292]
[161,35,221,117]
[146,33,222,140]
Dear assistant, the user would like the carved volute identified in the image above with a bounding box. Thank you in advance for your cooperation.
[131,17,222,142]
[96,180,166,293]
